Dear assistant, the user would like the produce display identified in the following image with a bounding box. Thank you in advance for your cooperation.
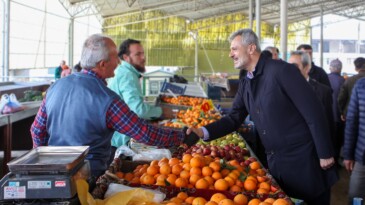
[110,154,290,204]
[160,96,207,106]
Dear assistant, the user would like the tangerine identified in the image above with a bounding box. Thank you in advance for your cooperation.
[172,164,183,175]
[169,158,181,166]
[209,161,221,172]
[175,177,188,188]
[192,197,207,205]
[233,194,248,205]
[190,167,202,176]
[195,178,209,189]
[249,161,261,170]
[185,196,195,204]
[202,166,213,176]
[189,174,201,185]
[180,170,190,179]
[206,201,218,205]
[182,154,193,164]
[229,184,242,192]
[160,164,171,175]
[212,171,223,180]
[176,192,188,200]
[210,193,227,203]
[190,157,203,168]
[243,179,257,191]
[214,179,229,191]
[248,198,261,205]
[146,165,159,176]
[218,198,235,205]
[272,199,290,205]
[115,171,124,179]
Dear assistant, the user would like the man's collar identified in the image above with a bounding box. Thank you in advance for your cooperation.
[121,61,143,78]
[82,69,107,85]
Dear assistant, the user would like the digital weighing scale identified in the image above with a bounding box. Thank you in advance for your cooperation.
[0,146,90,204]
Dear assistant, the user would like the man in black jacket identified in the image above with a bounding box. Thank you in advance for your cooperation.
[297,44,331,89]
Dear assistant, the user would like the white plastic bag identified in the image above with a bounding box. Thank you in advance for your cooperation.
[1,93,24,114]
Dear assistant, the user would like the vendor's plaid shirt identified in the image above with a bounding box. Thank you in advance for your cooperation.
[31,70,184,148]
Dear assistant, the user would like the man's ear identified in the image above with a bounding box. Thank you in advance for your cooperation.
[122,54,129,62]
[248,44,256,55]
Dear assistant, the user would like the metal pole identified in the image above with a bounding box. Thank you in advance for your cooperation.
[2,0,10,81]
[69,17,74,69]
[194,32,198,82]
[249,0,253,29]
[320,6,323,68]
[255,0,261,41]
[280,0,288,61]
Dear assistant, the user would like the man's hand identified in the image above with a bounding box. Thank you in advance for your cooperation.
[182,127,201,146]
[186,127,204,138]
[320,157,335,170]
[343,159,354,173]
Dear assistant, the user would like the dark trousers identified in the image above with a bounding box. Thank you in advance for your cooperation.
[305,188,331,205]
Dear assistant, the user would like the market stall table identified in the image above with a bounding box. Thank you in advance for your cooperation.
[1,101,41,177]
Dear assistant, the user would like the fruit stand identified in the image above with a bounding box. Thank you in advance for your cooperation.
[89,94,295,205]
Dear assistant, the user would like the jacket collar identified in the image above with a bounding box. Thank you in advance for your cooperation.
[250,53,267,79]
[121,61,142,78]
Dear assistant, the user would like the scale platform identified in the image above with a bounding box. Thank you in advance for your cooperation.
[0,146,89,203]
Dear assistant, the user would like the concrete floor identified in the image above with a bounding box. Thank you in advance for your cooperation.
[0,151,351,204]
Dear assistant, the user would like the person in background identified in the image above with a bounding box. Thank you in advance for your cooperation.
[338,57,365,121]
[61,63,71,77]
[31,34,199,179]
[73,62,82,72]
[343,77,365,204]
[328,59,345,165]
[264,46,279,60]
[54,60,66,80]
[288,50,334,153]
[297,44,331,88]
[188,28,338,204]
[108,39,164,151]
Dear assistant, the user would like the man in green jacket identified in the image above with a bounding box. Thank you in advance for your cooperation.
[108,39,162,149]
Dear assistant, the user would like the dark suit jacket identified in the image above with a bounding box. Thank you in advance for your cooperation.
[205,55,338,200]
[309,63,331,89]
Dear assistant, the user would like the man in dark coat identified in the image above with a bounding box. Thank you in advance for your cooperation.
[187,29,338,204]
[328,59,345,163]
[297,44,331,89]
[289,51,335,156]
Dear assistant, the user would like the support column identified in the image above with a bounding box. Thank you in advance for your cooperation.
[249,0,253,29]
[255,0,261,41]
[280,0,288,61]
[194,32,198,82]
[69,17,74,69]
[2,0,10,81]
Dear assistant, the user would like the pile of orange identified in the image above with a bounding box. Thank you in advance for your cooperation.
[116,153,276,195]
[161,96,206,106]
[162,191,290,205]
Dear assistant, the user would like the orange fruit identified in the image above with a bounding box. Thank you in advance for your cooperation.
[224,176,235,187]
[229,184,242,192]
[210,193,227,203]
[175,177,188,188]
[142,174,155,185]
[150,160,159,166]
[177,192,188,200]
[220,169,230,177]
[180,170,190,179]
[183,163,192,171]
[244,179,257,191]
[160,164,171,175]
[256,188,269,194]
[124,172,134,181]
[195,178,209,189]
[209,161,221,172]
[115,171,124,179]
[189,174,201,185]
[256,169,266,176]
[130,177,140,184]
[156,174,167,182]
[212,171,223,180]
[170,197,183,204]
[147,165,159,176]
[159,157,169,166]
[264,198,275,203]
[249,161,261,170]
[256,176,267,183]
[206,201,218,205]
[156,180,166,186]
[166,174,177,185]
[172,164,183,175]
[214,179,229,191]
[218,198,235,205]
[248,198,261,205]
[259,202,271,205]
[233,194,248,205]
[192,197,207,205]
[228,173,238,180]
[202,166,213,176]
[259,182,271,191]
[190,167,202,176]
[204,176,215,185]
[183,154,193,163]
[185,196,195,204]
[169,158,180,166]
[246,176,258,183]
[272,199,290,205]
[190,157,203,168]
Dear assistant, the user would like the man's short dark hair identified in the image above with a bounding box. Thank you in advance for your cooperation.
[118,39,141,58]
[296,44,312,51]
[354,57,365,70]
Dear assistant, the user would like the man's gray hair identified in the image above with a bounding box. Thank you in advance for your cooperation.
[229,29,261,52]
[290,50,312,69]
[80,34,111,70]
[329,59,342,73]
